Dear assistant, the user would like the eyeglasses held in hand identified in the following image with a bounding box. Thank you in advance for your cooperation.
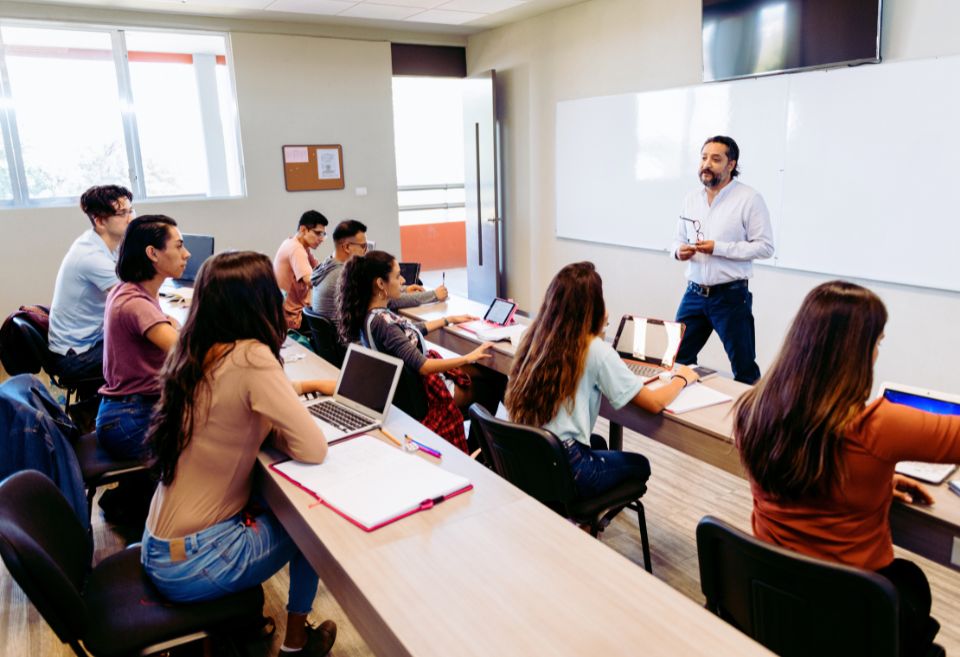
[680,216,704,244]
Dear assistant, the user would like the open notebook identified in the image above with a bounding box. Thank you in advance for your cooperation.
[270,435,472,531]
[664,383,733,414]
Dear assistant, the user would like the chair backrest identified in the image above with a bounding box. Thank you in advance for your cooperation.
[7,315,49,374]
[468,404,578,508]
[301,307,347,368]
[696,515,899,657]
[0,470,92,645]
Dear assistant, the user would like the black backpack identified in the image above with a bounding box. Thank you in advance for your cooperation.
[0,305,51,375]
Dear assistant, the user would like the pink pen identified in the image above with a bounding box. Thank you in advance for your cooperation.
[405,434,442,459]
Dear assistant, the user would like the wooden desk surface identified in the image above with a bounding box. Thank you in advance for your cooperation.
[402,294,960,571]
[262,339,772,657]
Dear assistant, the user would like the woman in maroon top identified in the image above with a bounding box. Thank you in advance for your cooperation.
[735,280,960,657]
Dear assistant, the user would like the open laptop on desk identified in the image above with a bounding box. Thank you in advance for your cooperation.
[880,382,960,484]
[612,315,685,382]
[303,344,403,443]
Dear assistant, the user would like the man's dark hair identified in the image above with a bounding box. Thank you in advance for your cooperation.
[298,210,329,229]
[80,185,133,226]
[333,219,368,243]
[703,135,740,178]
[117,215,178,283]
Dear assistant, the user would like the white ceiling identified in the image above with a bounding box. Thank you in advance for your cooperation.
[23,0,588,33]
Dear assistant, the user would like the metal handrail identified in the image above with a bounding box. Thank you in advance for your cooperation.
[397,183,464,192]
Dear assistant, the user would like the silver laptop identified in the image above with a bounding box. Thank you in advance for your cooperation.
[880,382,960,484]
[612,315,685,382]
[303,344,403,443]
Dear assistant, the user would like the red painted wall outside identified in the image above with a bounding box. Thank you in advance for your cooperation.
[400,221,467,270]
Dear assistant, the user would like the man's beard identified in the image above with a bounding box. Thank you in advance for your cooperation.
[700,170,721,188]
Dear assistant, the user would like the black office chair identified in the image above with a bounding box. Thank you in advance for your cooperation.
[696,515,945,657]
[72,432,151,526]
[0,470,265,657]
[468,404,652,572]
[301,307,347,368]
[10,315,103,416]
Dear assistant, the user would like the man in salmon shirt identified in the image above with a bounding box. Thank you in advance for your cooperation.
[273,210,328,332]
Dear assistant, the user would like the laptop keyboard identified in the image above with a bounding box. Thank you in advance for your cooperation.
[307,400,372,432]
[626,363,663,379]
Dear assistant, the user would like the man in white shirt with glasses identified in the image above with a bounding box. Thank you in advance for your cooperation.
[48,184,135,385]
[672,136,774,384]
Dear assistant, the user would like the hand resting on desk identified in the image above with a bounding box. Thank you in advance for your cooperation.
[892,473,935,505]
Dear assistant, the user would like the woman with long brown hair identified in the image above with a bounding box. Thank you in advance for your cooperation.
[506,262,698,497]
[142,251,338,656]
[735,280,960,657]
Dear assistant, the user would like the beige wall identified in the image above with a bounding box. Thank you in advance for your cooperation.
[0,14,412,321]
[467,0,960,392]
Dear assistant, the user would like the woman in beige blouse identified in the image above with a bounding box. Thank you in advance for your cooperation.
[141,251,337,656]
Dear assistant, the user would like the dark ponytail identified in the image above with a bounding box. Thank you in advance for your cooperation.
[337,250,395,345]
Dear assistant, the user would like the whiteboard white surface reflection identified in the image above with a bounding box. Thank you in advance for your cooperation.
[556,54,960,292]
[556,76,786,258]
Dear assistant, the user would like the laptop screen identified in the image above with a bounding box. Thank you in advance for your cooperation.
[177,234,215,282]
[613,316,683,367]
[337,348,400,415]
[883,388,960,416]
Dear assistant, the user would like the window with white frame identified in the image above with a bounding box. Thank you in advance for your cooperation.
[0,22,244,207]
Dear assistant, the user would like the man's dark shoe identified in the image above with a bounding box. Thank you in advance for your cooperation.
[302,620,337,656]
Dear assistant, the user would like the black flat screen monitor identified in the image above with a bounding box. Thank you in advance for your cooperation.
[702,0,881,82]
[176,234,214,283]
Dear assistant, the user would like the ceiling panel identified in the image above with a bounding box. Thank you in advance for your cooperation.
[17,0,588,33]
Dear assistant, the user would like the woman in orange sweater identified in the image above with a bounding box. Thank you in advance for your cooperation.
[735,280,960,657]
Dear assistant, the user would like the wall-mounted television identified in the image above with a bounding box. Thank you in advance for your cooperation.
[703,0,882,82]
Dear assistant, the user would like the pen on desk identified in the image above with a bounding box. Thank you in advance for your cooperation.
[405,434,442,459]
[442,271,446,286]
[381,428,403,448]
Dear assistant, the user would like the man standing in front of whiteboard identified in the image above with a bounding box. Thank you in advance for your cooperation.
[672,135,774,384]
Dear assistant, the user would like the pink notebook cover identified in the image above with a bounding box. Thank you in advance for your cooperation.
[269,459,473,532]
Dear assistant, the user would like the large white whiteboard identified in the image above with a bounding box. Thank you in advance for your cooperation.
[555,55,960,292]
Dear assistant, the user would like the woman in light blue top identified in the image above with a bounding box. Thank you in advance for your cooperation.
[505,262,698,497]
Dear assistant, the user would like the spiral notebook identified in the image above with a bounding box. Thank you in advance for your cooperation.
[270,435,472,531]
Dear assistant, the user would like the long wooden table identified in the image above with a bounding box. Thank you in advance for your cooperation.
[259,339,772,657]
[400,295,960,572]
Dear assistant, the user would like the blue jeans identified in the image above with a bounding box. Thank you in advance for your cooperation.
[48,340,105,384]
[141,509,319,614]
[675,280,760,384]
[564,439,651,498]
[96,396,156,461]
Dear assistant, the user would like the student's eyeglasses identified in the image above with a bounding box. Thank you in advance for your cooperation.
[311,228,327,238]
[113,207,136,218]
[680,216,704,243]
[344,240,368,252]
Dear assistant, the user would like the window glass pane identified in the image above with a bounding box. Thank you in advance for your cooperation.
[216,65,243,196]
[126,30,242,198]
[392,77,466,229]
[126,31,209,197]
[392,77,465,188]
[0,141,12,201]
[2,26,130,198]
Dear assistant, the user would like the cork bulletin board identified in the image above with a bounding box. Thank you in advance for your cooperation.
[282,144,344,191]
